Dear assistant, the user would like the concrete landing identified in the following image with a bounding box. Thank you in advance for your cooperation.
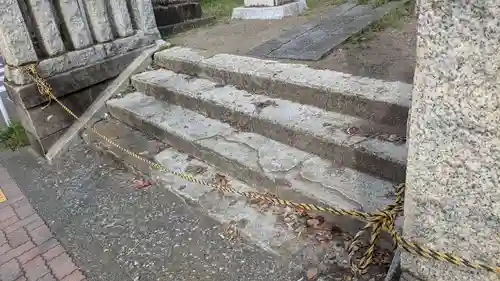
[248,0,406,61]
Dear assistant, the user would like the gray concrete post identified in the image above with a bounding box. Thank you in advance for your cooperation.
[401,1,500,281]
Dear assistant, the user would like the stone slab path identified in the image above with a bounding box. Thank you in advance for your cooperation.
[248,0,405,61]
[0,165,86,281]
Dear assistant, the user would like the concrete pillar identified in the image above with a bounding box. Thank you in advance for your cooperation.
[54,0,93,49]
[0,0,37,66]
[83,0,114,43]
[108,0,135,38]
[401,1,500,281]
[26,0,66,56]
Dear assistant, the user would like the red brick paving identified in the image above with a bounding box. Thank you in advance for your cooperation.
[0,166,87,281]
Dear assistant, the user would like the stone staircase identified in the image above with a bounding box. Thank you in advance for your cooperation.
[95,46,412,279]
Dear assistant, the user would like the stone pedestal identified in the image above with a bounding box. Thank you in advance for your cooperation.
[232,0,307,20]
[152,0,214,36]
[401,1,500,281]
[0,0,160,156]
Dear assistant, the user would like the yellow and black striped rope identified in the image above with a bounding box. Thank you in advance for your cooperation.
[22,64,500,275]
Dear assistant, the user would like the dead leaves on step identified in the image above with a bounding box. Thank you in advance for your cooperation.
[343,126,406,144]
[212,173,392,280]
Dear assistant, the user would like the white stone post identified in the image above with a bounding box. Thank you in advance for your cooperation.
[232,0,307,20]
[401,1,500,281]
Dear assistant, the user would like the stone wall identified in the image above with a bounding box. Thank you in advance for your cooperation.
[0,0,159,156]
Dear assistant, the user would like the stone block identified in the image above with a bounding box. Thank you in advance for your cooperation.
[153,3,202,27]
[157,17,215,36]
[103,34,157,58]
[54,0,93,49]
[83,0,114,43]
[5,35,155,85]
[26,80,110,139]
[26,0,66,56]
[5,44,154,109]
[232,0,307,19]
[108,0,135,37]
[45,40,166,162]
[5,46,106,85]
[0,0,37,66]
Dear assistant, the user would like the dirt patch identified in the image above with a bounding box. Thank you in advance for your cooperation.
[307,18,416,83]
[169,1,416,83]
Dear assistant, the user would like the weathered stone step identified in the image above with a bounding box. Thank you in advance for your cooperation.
[153,46,412,128]
[106,92,398,223]
[131,69,407,182]
[83,118,393,280]
[153,148,347,269]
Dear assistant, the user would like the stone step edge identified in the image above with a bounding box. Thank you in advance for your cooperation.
[82,117,358,271]
[106,92,402,242]
[153,46,412,127]
[131,68,407,183]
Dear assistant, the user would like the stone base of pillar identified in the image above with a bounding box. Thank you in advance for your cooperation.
[4,42,155,156]
[231,0,307,20]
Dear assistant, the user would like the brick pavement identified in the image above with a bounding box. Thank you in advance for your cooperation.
[0,165,87,281]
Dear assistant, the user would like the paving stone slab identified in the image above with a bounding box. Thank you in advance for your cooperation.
[249,1,406,61]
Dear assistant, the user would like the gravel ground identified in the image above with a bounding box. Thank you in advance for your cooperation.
[0,144,303,281]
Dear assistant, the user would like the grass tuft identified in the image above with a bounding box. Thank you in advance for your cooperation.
[200,0,244,19]
[0,122,29,151]
[345,0,414,44]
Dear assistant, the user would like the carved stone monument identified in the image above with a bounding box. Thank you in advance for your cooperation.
[0,0,159,156]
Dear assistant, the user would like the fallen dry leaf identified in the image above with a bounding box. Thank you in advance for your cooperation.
[133,179,153,189]
[307,218,321,228]
[306,268,318,280]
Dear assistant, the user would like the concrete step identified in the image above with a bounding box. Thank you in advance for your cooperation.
[83,118,393,280]
[130,69,406,182]
[153,46,412,128]
[106,92,399,225]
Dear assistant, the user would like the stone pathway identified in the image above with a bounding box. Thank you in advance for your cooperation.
[248,0,405,61]
[0,165,86,281]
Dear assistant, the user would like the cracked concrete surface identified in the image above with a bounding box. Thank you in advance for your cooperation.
[131,69,407,182]
[153,46,411,128]
[153,148,308,260]
[106,92,397,216]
